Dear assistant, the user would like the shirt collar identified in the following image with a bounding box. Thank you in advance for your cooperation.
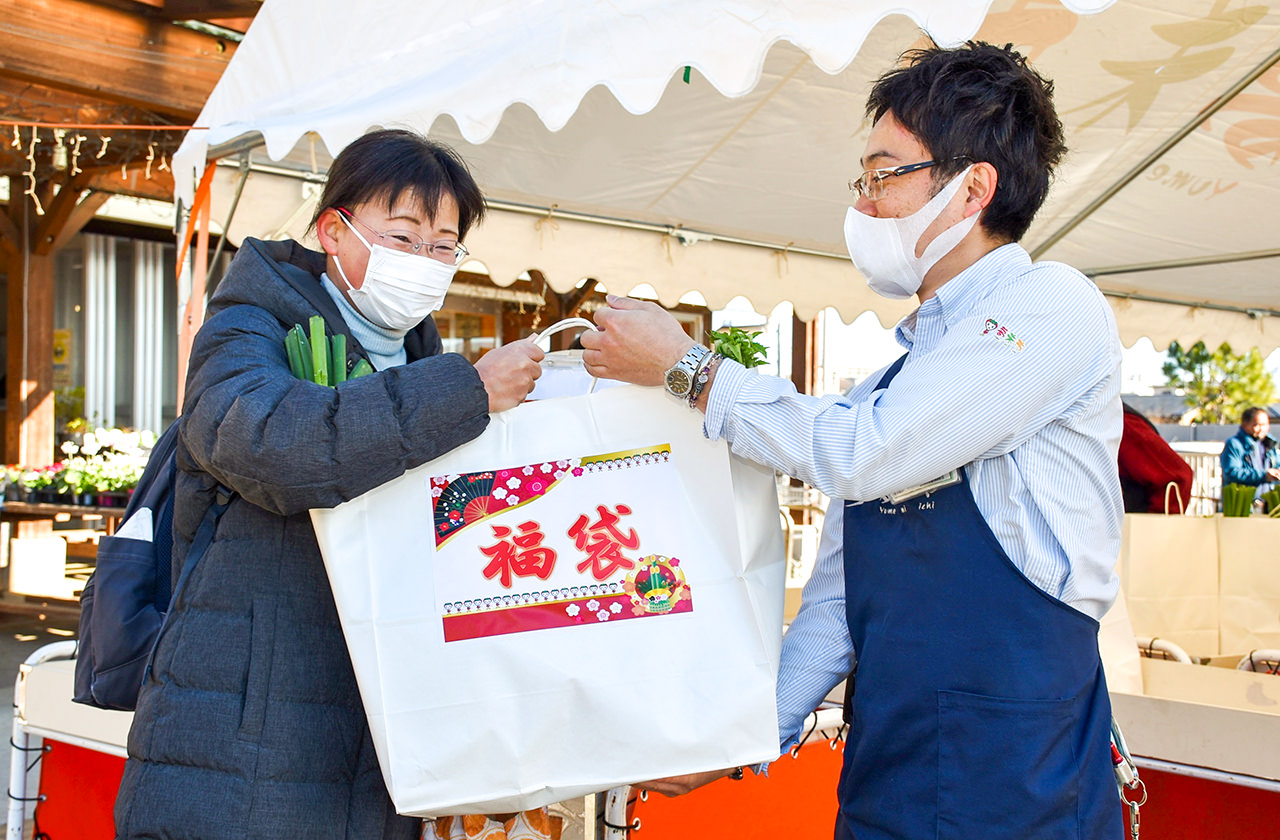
[893,243,1031,349]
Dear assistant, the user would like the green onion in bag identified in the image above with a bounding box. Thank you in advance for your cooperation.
[1223,482,1257,517]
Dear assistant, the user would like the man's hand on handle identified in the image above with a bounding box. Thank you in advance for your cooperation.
[580,295,694,385]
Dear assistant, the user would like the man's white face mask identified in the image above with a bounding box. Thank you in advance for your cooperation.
[332,212,458,332]
[843,166,978,300]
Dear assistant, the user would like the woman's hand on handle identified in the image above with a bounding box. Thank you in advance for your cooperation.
[474,339,544,412]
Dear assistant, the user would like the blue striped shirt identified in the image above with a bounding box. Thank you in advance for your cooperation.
[703,244,1124,748]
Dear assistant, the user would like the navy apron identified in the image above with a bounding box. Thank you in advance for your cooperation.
[837,356,1119,839]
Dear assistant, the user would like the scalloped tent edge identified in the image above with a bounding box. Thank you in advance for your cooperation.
[176,0,1280,354]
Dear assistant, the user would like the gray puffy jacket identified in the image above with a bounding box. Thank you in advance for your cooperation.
[114,239,490,839]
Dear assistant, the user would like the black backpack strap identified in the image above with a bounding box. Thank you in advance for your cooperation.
[170,484,234,604]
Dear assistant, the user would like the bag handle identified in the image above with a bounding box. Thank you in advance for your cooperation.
[529,316,597,347]
[529,317,601,394]
[1163,481,1185,515]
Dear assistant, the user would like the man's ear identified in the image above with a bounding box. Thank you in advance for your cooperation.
[965,162,998,217]
[315,207,343,255]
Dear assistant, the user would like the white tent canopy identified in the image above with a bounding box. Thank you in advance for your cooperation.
[174,0,1280,352]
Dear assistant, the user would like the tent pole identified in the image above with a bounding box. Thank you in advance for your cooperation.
[176,177,214,410]
[1085,248,1280,279]
[1031,44,1280,260]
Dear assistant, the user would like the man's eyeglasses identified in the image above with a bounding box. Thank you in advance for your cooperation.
[848,158,966,201]
[338,208,468,265]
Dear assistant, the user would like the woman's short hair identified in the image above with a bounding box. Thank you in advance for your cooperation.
[866,41,1067,243]
[309,128,485,239]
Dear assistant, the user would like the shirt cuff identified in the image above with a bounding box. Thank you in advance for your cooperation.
[702,357,749,441]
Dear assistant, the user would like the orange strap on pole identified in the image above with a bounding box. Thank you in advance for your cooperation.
[175,163,218,282]
[176,163,218,409]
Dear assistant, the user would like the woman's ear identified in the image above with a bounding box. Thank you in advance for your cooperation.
[315,207,343,255]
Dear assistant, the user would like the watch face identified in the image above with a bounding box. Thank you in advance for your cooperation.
[665,368,693,396]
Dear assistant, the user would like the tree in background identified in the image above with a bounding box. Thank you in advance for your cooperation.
[1162,340,1277,424]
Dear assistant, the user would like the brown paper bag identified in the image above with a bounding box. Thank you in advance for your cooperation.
[1217,517,1280,654]
[1099,580,1144,695]
[1118,513,1220,657]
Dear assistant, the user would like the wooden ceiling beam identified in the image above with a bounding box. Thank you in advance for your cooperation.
[162,1,261,21]
[82,165,176,201]
[50,190,111,251]
[44,0,260,26]
[33,174,89,255]
[0,0,238,121]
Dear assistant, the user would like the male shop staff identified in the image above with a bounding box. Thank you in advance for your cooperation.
[580,41,1124,840]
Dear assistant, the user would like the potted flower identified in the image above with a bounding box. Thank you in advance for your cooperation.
[21,463,64,503]
[87,455,142,507]
[59,426,153,506]
[2,465,23,502]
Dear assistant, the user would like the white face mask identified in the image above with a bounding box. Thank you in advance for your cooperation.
[332,214,457,332]
[843,166,979,299]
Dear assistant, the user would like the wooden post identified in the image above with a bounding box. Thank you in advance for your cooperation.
[3,199,56,539]
[791,313,815,396]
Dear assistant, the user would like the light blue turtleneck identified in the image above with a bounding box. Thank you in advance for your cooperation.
[320,273,409,371]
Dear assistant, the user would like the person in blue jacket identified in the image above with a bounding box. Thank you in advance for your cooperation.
[583,42,1123,839]
[1221,406,1280,506]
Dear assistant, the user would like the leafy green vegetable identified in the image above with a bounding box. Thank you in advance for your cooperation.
[708,326,768,369]
[1223,482,1257,517]
[309,315,329,386]
[331,332,347,385]
[283,320,374,387]
[284,327,307,380]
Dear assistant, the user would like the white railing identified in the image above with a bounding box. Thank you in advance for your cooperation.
[1172,447,1223,516]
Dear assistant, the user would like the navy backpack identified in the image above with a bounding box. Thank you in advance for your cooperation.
[72,420,232,711]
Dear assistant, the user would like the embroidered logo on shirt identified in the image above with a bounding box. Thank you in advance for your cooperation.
[982,318,1025,352]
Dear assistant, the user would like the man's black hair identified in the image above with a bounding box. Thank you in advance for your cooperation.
[865,41,1067,243]
[1242,406,1268,425]
[309,128,485,239]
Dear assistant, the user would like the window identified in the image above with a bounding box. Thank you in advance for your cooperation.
[53,233,182,434]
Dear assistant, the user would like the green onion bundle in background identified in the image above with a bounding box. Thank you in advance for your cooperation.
[1222,482,1258,517]
[284,315,374,386]
[1262,486,1280,517]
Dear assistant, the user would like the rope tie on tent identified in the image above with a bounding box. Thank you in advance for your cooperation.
[775,241,794,276]
[535,203,560,247]
[662,225,682,263]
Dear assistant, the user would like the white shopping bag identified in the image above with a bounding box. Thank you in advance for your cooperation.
[311,384,785,816]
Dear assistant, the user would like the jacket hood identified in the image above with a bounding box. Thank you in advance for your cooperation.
[209,238,443,363]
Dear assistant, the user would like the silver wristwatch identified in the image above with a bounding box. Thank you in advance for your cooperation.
[664,345,710,400]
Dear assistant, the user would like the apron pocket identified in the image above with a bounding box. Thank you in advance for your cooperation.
[937,689,1082,840]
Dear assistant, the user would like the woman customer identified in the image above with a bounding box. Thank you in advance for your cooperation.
[114,128,543,840]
